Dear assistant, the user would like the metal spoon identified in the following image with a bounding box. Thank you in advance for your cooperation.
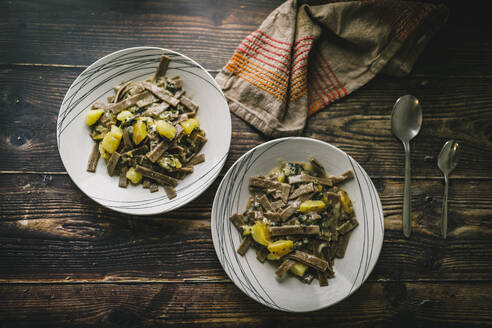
[437,140,459,239]
[391,95,423,238]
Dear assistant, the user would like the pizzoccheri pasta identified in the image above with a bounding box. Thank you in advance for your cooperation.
[230,158,358,286]
[85,55,207,199]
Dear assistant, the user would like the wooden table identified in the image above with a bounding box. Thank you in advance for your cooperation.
[1,1,491,326]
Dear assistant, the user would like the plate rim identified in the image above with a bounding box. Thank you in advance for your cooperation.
[56,46,231,215]
[211,136,384,312]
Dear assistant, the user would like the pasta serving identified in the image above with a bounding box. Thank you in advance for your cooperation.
[230,158,358,286]
[85,55,206,199]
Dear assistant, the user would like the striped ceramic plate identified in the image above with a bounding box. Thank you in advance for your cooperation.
[211,137,384,312]
[57,47,231,215]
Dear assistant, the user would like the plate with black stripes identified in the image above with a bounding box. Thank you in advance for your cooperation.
[57,47,231,215]
[211,137,384,312]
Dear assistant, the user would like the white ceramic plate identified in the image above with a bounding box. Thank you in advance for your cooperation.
[211,137,384,312]
[57,47,231,215]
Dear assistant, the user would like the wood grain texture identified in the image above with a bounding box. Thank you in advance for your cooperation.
[1,65,492,176]
[0,173,491,282]
[1,0,281,69]
[0,282,490,327]
[1,0,492,78]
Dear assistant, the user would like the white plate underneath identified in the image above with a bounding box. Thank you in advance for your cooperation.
[57,47,231,215]
[211,137,384,312]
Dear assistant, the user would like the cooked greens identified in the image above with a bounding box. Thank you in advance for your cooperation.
[230,158,358,287]
[85,55,206,198]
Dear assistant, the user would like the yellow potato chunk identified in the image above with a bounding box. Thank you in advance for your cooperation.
[132,121,147,145]
[156,120,176,140]
[339,189,353,214]
[299,200,326,213]
[290,263,308,277]
[98,142,110,160]
[100,125,123,154]
[126,167,142,184]
[180,118,200,136]
[157,156,182,170]
[92,131,107,141]
[171,158,182,169]
[301,162,313,172]
[101,134,120,154]
[140,116,154,126]
[110,125,123,139]
[241,225,252,236]
[267,239,293,257]
[251,221,271,246]
[86,109,104,126]
[266,253,281,261]
[268,168,285,183]
[116,110,133,122]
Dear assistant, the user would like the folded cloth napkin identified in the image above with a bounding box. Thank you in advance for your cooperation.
[215,0,448,137]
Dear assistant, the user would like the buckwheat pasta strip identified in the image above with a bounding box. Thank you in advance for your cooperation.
[86,142,100,172]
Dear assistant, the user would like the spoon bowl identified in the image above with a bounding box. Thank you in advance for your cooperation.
[438,140,459,239]
[438,140,459,175]
[391,95,423,142]
[391,95,423,238]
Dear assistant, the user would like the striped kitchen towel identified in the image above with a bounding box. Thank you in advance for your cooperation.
[215,0,448,137]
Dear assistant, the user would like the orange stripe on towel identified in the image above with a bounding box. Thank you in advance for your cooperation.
[227,60,288,96]
[225,65,286,101]
[290,79,307,92]
[235,48,290,76]
[231,54,288,88]
[290,89,307,102]
[289,70,308,96]
[289,80,307,96]
[234,53,289,83]
[308,101,322,115]
[290,70,307,88]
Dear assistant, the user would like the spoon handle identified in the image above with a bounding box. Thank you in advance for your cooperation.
[441,175,449,239]
[403,142,412,238]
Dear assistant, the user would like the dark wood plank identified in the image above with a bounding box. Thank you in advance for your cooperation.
[2,0,492,78]
[1,65,491,177]
[0,282,490,327]
[1,0,282,70]
[0,173,490,282]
